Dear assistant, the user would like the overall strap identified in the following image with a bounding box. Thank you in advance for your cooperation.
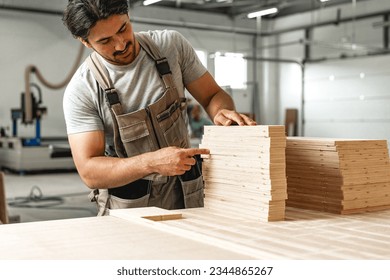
[135,33,175,89]
[86,52,111,90]
[86,53,124,115]
[86,53,126,157]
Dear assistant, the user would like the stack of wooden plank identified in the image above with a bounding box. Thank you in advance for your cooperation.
[286,137,390,214]
[199,125,287,222]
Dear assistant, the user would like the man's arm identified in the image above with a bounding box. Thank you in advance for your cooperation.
[68,130,209,189]
[186,71,256,126]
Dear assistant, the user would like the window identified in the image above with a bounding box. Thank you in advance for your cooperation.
[214,52,247,89]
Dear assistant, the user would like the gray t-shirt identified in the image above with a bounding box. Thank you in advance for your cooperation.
[63,30,207,155]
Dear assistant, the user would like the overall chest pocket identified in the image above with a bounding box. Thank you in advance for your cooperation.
[116,110,159,157]
[156,98,190,149]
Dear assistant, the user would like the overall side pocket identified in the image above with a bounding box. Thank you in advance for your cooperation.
[179,175,204,208]
[157,104,189,148]
[108,194,150,209]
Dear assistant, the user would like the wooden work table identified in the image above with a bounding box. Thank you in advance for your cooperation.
[0,210,253,260]
[0,205,390,259]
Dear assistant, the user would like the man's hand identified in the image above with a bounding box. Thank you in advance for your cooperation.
[150,147,210,176]
[213,109,257,126]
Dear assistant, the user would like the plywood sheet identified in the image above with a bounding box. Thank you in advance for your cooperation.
[0,215,256,260]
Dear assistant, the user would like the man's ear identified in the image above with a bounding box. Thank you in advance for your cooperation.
[78,37,92,48]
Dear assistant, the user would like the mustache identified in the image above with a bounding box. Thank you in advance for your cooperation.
[113,41,131,57]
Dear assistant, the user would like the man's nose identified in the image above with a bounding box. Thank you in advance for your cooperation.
[114,35,126,51]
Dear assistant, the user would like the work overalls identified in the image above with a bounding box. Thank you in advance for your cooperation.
[86,33,204,215]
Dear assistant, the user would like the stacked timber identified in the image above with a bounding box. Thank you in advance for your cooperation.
[199,125,287,222]
[286,137,390,214]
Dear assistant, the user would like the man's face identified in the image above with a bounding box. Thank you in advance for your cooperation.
[82,14,138,65]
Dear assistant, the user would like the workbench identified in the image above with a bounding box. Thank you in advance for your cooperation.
[0,205,389,259]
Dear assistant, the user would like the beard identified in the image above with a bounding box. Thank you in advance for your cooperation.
[93,37,137,66]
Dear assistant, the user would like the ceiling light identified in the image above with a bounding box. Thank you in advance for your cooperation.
[143,0,162,6]
[247,7,278,19]
[320,0,331,2]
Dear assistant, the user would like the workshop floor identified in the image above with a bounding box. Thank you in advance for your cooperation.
[3,171,98,223]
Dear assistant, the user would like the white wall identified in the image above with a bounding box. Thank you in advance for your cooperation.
[265,0,390,145]
[304,55,390,141]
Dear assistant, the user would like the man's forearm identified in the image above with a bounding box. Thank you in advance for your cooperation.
[76,146,209,189]
[78,153,153,189]
[205,89,236,122]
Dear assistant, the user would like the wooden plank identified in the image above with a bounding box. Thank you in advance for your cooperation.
[204,125,286,137]
[205,181,288,198]
[204,196,286,221]
[0,172,8,224]
[286,200,343,214]
[203,176,287,190]
[340,204,390,214]
[203,164,285,181]
[203,158,285,170]
[287,137,388,151]
[205,184,288,201]
[202,153,287,164]
[287,175,343,185]
[199,143,286,160]
[110,207,182,221]
[201,136,287,148]
[287,183,390,199]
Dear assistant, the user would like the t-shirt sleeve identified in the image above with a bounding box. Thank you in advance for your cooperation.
[170,30,208,86]
[63,73,104,135]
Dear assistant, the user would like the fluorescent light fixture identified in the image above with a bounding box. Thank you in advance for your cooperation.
[320,0,330,2]
[247,7,278,19]
[143,0,162,6]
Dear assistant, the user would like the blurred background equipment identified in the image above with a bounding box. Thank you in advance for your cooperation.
[0,43,84,174]
[0,82,74,173]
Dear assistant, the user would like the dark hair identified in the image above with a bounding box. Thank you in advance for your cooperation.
[62,0,129,41]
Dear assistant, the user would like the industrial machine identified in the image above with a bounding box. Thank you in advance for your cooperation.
[0,83,75,173]
[0,44,85,173]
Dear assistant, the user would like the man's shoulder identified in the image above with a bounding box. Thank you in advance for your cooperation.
[65,59,95,97]
[138,29,183,44]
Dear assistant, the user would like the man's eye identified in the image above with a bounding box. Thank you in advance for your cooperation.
[100,39,109,44]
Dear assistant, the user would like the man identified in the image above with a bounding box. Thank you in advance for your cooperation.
[188,103,213,139]
[62,0,256,215]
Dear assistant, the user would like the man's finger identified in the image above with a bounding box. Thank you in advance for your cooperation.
[240,114,257,125]
[185,148,210,156]
[183,156,196,166]
[220,110,247,126]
